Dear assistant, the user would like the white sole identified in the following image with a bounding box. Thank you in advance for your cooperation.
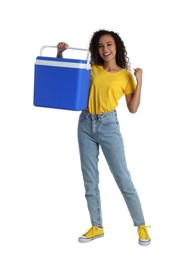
[138,239,151,246]
[78,234,104,243]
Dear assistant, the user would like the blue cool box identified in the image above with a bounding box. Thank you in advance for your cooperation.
[33,56,91,111]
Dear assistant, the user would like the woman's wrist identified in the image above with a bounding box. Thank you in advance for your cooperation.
[57,51,63,58]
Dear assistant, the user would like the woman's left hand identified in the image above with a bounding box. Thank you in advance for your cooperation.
[134,68,143,83]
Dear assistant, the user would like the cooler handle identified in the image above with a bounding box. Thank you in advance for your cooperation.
[39,45,91,70]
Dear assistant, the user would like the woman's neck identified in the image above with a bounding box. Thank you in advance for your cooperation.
[103,61,121,72]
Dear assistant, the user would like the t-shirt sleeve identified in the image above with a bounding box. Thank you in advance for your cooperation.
[123,72,136,95]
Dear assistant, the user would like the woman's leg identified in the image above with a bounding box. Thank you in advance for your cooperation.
[78,112,103,227]
[98,111,145,226]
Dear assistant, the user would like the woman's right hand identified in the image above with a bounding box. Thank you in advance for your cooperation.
[57,42,69,58]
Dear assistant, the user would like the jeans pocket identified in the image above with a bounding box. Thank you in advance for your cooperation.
[101,116,119,126]
[79,112,87,122]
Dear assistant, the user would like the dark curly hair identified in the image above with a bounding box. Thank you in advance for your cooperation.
[89,29,131,70]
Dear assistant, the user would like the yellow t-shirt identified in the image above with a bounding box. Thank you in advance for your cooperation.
[87,65,136,114]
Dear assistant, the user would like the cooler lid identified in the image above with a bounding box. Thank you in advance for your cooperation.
[35,56,91,70]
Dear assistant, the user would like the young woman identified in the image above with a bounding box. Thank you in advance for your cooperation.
[57,29,151,246]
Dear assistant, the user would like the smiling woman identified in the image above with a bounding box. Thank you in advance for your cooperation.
[56,29,151,245]
[1,0,191,258]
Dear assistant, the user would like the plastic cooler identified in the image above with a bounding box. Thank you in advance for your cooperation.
[33,46,91,111]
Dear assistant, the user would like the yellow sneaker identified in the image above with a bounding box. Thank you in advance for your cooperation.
[138,225,151,246]
[78,226,104,243]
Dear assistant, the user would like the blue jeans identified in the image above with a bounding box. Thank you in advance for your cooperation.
[77,110,145,227]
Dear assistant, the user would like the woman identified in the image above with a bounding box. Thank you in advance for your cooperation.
[57,29,151,246]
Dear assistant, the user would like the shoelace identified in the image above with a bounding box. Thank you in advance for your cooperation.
[138,225,151,239]
[85,226,102,238]
[85,226,95,238]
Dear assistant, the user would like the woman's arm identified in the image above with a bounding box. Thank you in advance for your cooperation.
[125,68,143,113]
[56,42,69,58]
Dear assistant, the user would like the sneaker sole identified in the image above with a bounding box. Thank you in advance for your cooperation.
[78,234,104,243]
[138,239,151,246]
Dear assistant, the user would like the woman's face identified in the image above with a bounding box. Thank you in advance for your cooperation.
[98,34,117,63]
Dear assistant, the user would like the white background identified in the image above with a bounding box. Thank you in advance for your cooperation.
[1,0,191,259]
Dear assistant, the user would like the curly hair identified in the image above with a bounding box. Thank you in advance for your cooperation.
[89,29,131,70]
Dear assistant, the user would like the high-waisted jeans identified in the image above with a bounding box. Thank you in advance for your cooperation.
[77,110,145,227]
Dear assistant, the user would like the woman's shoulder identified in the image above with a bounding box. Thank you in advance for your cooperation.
[91,64,102,72]
[121,68,134,78]
[91,64,101,69]
[121,68,133,74]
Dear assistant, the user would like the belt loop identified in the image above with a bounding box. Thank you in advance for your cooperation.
[85,111,89,119]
